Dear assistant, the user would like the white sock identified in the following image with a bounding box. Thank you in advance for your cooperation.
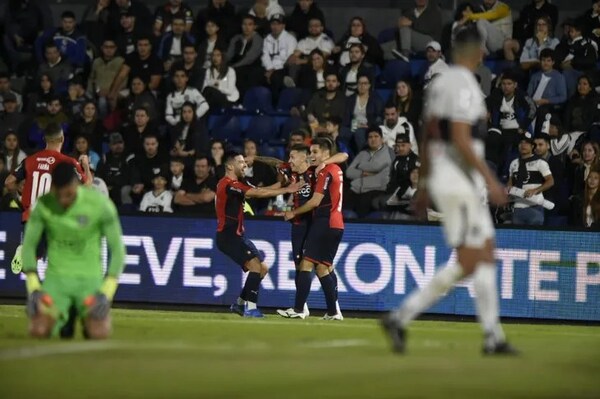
[393,263,463,327]
[237,297,246,306]
[303,302,310,315]
[335,300,342,315]
[246,301,257,310]
[473,263,505,343]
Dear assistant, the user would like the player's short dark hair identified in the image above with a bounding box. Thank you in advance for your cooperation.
[52,162,78,188]
[224,151,242,165]
[312,137,333,153]
[44,123,63,138]
[61,11,76,20]
[290,144,310,155]
[326,116,342,126]
[454,26,482,48]
[540,48,555,62]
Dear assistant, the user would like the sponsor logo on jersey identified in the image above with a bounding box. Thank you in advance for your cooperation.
[36,156,56,165]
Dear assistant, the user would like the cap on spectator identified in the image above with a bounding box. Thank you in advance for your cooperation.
[109,132,124,145]
[270,14,285,23]
[425,41,442,52]
[2,92,17,103]
[395,134,410,144]
[520,131,535,145]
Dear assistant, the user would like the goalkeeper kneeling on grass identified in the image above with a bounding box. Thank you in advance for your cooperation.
[21,162,125,339]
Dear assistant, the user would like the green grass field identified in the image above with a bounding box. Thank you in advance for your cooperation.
[0,305,599,399]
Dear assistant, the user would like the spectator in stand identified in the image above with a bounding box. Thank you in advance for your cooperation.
[397,0,443,62]
[346,126,394,218]
[0,73,23,112]
[486,70,536,174]
[195,0,237,43]
[380,105,418,155]
[571,141,599,199]
[64,77,92,118]
[558,20,599,97]
[248,0,285,37]
[297,49,337,93]
[69,100,106,153]
[333,17,383,68]
[2,0,53,75]
[422,41,448,89]
[243,138,277,211]
[28,96,71,151]
[287,0,326,40]
[0,96,26,145]
[387,80,422,131]
[37,42,74,94]
[71,134,101,171]
[227,15,264,98]
[174,155,217,214]
[464,0,513,55]
[324,116,350,155]
[166,67,209,127]
[127,134,169,204]
[202,48,240,109]
[508,133,554,226]
[120,76,160,124]
[534,134,565,212]
[451,2,478,49]
[170,44,205,91]
[107,0,153,37]
[505,16,559,69]
[339,43,375,97]
[301,71,345,129]
[564,75,599,134]
[26,74,55,116]
[211,139,226,178]
[287,18,334,84]
[109,36,162,103]
[169,101,210,160]
[513,0,558,46]
[262,14,298,103]
[169,157,186,191]
[197,19,227,70]
[96,132,131,206]
[36,11,87,70]
[115,10,144,56]
[546,114,586,158]
[577,170,600,229]
[343,74,384,151]
[3,132,27,173]
[88,37,125,117]
[81,0,112,51]
[158,15,196,71]
[122,106,157,156]
[139,170,174,213]
[154,0,194,36]
[582,1,600,48]
[288,130,308,151]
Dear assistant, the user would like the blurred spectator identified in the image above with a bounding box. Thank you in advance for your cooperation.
[227,16,264,98]
[89,163,110,197]
[88,38,125,118]
[324,116,350,155]
[340,44,375,97]
[37,42,74,94]
[3,132,27,173]
[512,0,558,46]
[508,134,554,225]
[564,75,599,134]
[166,67,209,126]
[505,16,559,69]
[534,134,565,211]
[203,48,240,108]
[302,71,345,128]
[69,100,106,153]
[465,0,513,55]
[0,97,26,145]
[475,62,493,97]
[450,2,478,49]
[344,74,384,150]
[174,156,217,214]
[169,101,210,159]
[169,157,186,191]
[2,0,53,75]
[158,15,196,71]
[262,14,298,103]
[571,141,599,198]
[546,114,586,158]
[107,0,153,37]
[346,126,393,217]
[287,0,326,40]
[558,21,599,97]
[211,139,226,179]
[81,0,111,50]
[244,138,277,211]
[28,96,70,151]
[139,170,174,213]
[333,17,383,68]
[171,44,206,91]
[128,134,169,204]
[25,74,55,116]
[154,0,194,36]
[195,0,237,43]
[578,170,600,228]
[36,11,87,69]
[115,10,146,56]
[64,77,92,118]
[71,134,101,171]
[288,18,334,84]
[397,0,443,61]
[580,0,600,49]
[121,76,160,124]
[123,107,157,156]
[296,49,335,93]
[0,72,23,112]
[197,19,227,70]
[422,41,448,89]
[380,105,418,155]
[248,0,285,37]
[527,49,566,132]
[386,80,422,131]
[96,132,131,205]
[288,130,307,150]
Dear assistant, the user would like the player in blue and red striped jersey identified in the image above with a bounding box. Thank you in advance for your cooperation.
[216,152,302,318]
[282,138,345,320]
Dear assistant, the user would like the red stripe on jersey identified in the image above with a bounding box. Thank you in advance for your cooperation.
[314,164,344,229]
[216,176,253,234]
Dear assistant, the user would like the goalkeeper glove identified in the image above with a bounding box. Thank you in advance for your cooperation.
[84,293,110,319]
[26,290,53,318]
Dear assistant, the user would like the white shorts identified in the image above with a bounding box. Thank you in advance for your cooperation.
[428,156,495,249]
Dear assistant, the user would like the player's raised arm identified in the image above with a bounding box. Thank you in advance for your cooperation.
[245,181,303,199]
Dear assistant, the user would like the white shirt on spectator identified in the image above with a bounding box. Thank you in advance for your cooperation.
[424,58,449,89]
[165,86,209,126]
[296,33,334,56]
[262,30,297,71]
[380,117,419,155]
[509,157,552,209]
[140,190,174,213]
[203,67,240,102]
[92,176,109,197]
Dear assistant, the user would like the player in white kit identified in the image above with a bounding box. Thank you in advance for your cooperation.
[382,28,518,355]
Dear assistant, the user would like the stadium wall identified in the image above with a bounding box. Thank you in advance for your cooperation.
[0,212,598,321]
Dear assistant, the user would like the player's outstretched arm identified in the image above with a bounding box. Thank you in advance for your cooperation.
[284,192,324,221]
[323,152,349,166]
[253,156,285,168]
[245,181,303,199]
[100,200,126,300]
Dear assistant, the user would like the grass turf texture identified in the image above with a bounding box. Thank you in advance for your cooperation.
[0,305,598,398]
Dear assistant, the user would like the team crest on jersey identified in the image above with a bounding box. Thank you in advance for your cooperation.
[77,215,89,227]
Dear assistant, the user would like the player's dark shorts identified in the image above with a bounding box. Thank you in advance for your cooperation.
[303,219,343,267]
[291,223,310,267]
[216,231,263,271]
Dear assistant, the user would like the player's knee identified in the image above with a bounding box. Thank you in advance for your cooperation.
[299,260,314,272]
[84,315,112,340]
[315,264,329,278]
[28,314,55,339]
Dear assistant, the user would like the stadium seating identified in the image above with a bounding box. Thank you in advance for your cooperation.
[245,115,279,144]
[243,87,274,114]
[276,88,311,113]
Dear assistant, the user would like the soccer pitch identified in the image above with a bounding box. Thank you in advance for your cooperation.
[0,305,598,398]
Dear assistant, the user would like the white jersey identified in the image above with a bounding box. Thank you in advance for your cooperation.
[165,87,209,126]
[296,33,334,56]
[140,190,174,213]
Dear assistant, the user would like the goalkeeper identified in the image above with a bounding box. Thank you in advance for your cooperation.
[21,162,125,339]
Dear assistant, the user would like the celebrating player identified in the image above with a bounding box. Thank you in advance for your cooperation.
[22,163,125,339]
[216,152,303,318]
[381,28,518,355]
[282,138,344,320]
[5,123,92,274]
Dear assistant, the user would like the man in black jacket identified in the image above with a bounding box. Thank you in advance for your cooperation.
[339,44,375,97]
[303,72,346,127]
[226,15,264,98]
[96,133,132,206]
[559,20,599,96]
[286,0,326,40]
[127,134,169,205]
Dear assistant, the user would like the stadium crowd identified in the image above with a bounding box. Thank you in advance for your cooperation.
[0,0,598,229]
